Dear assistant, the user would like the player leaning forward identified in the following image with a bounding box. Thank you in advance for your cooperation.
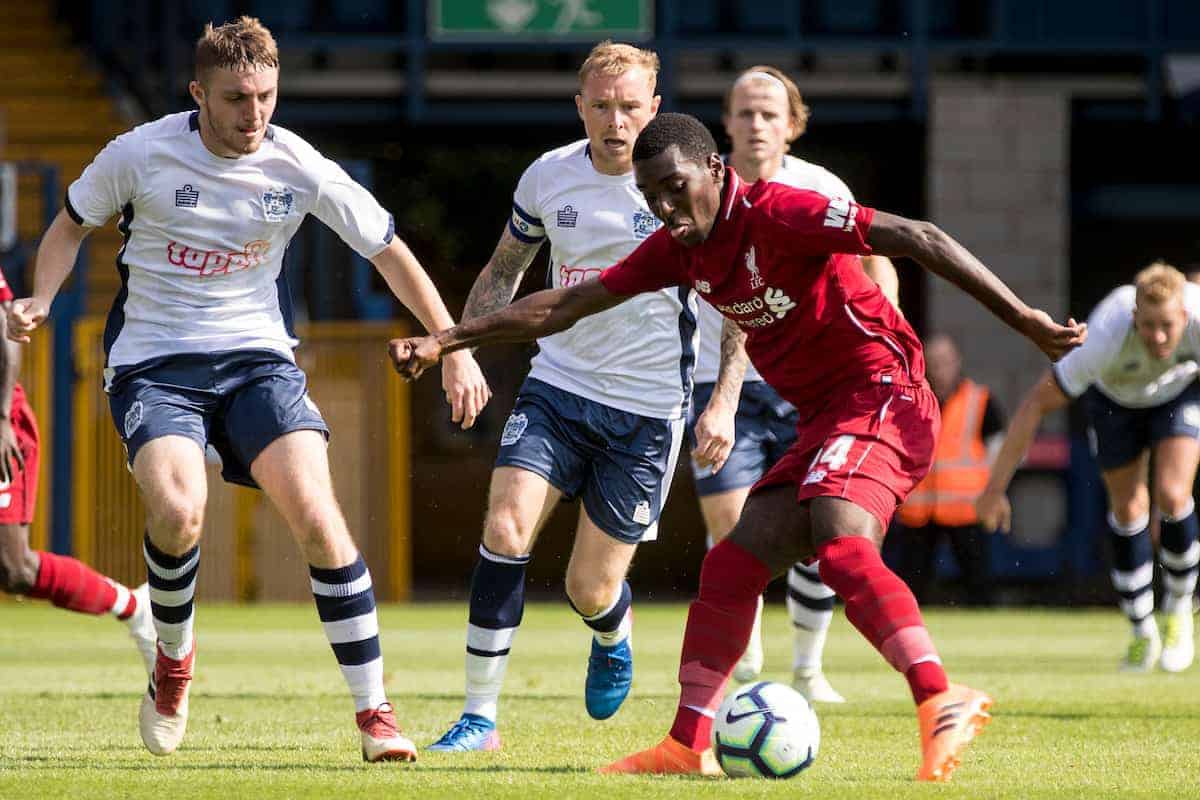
[978,262,1200,673]
[428,42,734,752]
[391,113,1086,781]
[8,17,490,760]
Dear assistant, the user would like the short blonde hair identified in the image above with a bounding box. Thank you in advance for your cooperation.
[1135,260,1185,307]
[723,65,811,143]
[195,16,279,83]
[578,40,659,90]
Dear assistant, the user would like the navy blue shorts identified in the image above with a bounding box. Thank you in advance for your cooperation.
[686,380,798,496]
[106,349,329,488]
[495,378,685,544]
[1084,381,1200,471]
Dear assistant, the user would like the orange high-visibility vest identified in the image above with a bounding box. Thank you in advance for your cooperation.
[897,379,992,527]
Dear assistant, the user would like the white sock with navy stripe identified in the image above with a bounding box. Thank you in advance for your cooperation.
[788,560,836,671]
[143,533,198,661]
[1159,499,1200,615]
[1108,512,1156,637]
[463,544,529,722]
[310,555,387,713]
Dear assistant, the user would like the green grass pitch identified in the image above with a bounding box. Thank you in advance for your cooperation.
[1,601,1197,799]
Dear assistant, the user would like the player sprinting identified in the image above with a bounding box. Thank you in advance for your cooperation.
[425,42,730,753]
[978,262,1200,673]
[687,65,897,700]
[0,265,156,677]
[7,17,490,760]
[389,113,1086,781]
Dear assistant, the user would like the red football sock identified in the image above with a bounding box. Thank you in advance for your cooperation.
[669,539,772,750]
[817,536,948,705]
[28,551,123,616]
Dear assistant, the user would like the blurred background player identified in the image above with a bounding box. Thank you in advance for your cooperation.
[0,263,155,676]
[7,17,490,761]
[686,65,899,701]
[978,262,1200,672]
[427,42,723,752]
[887,334,1005,606]
[388,112,1087,781]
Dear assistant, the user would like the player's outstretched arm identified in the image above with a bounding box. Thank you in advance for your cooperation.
[389,277,626,381]
[370,237,492,428]
[974,369,1069,533]
[7,209,90,343]
[866,212,1086,360]
[692,318,748,473]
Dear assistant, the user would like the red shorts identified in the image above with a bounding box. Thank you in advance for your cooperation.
[0,386,39,526]
[753,381,939,529]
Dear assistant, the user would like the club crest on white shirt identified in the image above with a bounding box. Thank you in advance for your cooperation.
[632,210,661,239]
[262,186,294,222]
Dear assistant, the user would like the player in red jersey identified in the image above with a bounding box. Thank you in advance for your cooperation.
[387,113,1086,781]
[0,265,156,675]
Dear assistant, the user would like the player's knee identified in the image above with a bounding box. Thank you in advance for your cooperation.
[482,509,533,558]
[149,494,205,546]
[564,570,617,617]
[1110,494,1150,526]
[1154,485,1194,520]
[0,541,37,594]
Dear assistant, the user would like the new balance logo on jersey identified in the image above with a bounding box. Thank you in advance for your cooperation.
[174,184,199,208]
[745,246,764,289]
[167,240,270,278]
[823,197,858,232]
[556,205,579,228]
[694,280,712,294]
[765,288,796,318]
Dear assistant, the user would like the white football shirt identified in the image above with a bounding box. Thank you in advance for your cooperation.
[692,154,853,385]
[1053,283,1200,408]
[66,112,394,377]
[510,140,698,420]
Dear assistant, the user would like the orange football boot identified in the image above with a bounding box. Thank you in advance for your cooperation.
[599,736,723,777]
[915,683,993,782]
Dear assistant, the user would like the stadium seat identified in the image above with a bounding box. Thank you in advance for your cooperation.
[187,0,232,27]
[247,0,314,32]
[331,0,392,30]
[677,0,720,34]
[815,0,882,34]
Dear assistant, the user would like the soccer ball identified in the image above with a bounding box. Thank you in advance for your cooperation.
[711,681,819,779]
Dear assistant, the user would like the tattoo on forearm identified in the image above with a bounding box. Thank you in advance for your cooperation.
[713,318,749,407]
[462,229,542,321]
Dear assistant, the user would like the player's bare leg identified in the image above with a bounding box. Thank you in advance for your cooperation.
[1154,436,1200,672]
[251,430,414,762]
[429,466,560,752]
[0,523,154,674]
[1100,454,1160,671]
[566,510,638,719]
[131,435,208,755]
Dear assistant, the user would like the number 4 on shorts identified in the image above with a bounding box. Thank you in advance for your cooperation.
[803,435,856,484]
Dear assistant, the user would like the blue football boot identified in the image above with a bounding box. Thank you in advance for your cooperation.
[426,713,501,752]
[585,637,633,720]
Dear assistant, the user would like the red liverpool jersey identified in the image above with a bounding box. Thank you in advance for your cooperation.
[600,168,925,410]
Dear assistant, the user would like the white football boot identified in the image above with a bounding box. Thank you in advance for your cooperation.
[1119,627,1161,673]
[793,665,846,704]
[140,642,194,755]
[1161,609,1195,673]
[357,702,417,762]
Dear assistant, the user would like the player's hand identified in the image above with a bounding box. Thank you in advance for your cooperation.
[975,488,1012,534]
[0,417,24,485]
[441,350,492,430]
[692,399,736,474]
[1022,308,1087,361]
[388,335,443,381]
[7,297,49,343]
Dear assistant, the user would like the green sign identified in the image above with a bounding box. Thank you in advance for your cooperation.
[431,0,653,41]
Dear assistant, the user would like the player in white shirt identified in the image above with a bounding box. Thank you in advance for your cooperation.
[427,42,734,752]
[686,66,899,702]
[7,17,490,761]
[978,263,1200,673]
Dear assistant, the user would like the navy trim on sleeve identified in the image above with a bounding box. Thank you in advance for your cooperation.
[64,189,85,226]
[511,202,542,227]
[383,213,395,246]
[508,218,544,244]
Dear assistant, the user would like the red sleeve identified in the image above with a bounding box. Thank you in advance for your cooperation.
[599,227,688,296]
[0,267,12,303]
[759,185,875,259]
